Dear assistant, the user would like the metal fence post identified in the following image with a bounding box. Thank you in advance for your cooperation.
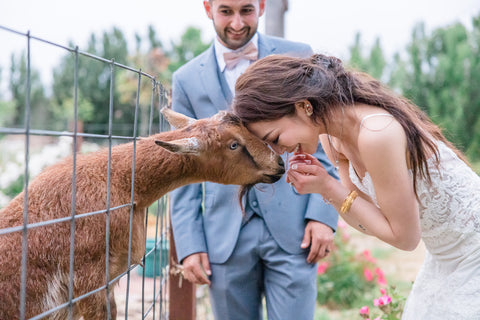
[0,25,171,320]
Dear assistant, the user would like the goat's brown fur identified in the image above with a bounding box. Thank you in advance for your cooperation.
[0,109,284,319]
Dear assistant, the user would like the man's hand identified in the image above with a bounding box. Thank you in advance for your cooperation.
[301,221,334,264]
[182,252,212,285]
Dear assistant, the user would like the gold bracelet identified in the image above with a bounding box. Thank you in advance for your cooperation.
[340,190,358,214]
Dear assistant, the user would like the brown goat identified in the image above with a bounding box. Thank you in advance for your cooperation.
[0,108,285,320]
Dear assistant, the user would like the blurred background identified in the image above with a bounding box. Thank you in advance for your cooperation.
[1,1,480,318]
[1,0,480,163]
[2,0,479,83]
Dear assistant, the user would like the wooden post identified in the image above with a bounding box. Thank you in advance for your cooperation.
[168,226,196,319]
[265,0,288,37]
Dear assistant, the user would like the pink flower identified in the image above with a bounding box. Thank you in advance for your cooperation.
[375,267,387,286]
[338,219,348,229]
[359,306,369,315]
[374,295,392,306]
[363,268,374,281]
[380,288,387,295]
[375,267,384,277]
[362,249,377,263]
[317,262,329,275]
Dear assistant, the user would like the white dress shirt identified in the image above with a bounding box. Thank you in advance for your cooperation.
[214,34,259,95]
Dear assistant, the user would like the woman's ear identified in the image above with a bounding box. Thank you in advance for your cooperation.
[295,100,313,117]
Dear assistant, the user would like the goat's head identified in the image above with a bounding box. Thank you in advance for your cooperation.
[156,107,285,186]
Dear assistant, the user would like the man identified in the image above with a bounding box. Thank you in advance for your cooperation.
[170,1,339,319]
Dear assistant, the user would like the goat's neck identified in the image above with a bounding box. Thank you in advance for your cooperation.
[119,134,205,208]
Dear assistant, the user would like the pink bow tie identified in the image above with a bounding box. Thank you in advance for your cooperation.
[223,42,258,70]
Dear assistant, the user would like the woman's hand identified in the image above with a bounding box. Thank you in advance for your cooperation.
[287,153,331,194]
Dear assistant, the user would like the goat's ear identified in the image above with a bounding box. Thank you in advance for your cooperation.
[155,138,202,155]
[161,107,196,129]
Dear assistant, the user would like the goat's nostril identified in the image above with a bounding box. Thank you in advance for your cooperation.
[277,157,285,168]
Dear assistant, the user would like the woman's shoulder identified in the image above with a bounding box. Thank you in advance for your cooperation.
[357,113,407,163]
[359,113,395,130]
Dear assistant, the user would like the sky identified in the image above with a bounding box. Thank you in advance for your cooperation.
[1,0,479,87]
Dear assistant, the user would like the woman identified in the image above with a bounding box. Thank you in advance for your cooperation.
[233,54,480,319]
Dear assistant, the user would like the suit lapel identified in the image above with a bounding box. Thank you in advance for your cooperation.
[199,45,230,113]
[198,36,278,114]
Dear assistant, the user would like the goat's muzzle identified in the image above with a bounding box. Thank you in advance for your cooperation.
[264,156,285,183]
[264,170,285,183]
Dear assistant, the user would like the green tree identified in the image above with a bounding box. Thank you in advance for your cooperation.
[389,15,480,160]
[348,32,367,71]
[368,38,386,80]
[130,25,170,88]
[52,27,131,135]
[402,23,429,112]
[347,33,386,80]
[463,14,480,159]
[388,52,410,94]
[168,27,211,74]
[148,25,163,49]
[8,51,47,129]
[424,22,471,147]
[0,66,15,127]
[120,25,170,135]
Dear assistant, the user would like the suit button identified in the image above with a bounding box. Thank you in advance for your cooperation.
[252,200,259,207]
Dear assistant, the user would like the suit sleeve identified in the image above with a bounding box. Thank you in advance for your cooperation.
[303,142,339,231]
[169,72,207,262]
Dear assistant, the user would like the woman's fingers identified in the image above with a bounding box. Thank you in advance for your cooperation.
[290,163,316,175]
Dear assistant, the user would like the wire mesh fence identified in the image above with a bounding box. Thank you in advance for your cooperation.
[0,25,170,319]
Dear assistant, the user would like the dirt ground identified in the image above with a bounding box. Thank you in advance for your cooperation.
[114,270,166,320]
[114,216,169,320]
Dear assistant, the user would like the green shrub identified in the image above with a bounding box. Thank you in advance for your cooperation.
[2,174,24,198]
[316,220,385,309]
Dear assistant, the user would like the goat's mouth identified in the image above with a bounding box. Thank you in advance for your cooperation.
[263,171,285,183]
[237,170,284,215]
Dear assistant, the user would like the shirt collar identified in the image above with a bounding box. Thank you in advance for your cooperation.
[215,33,259,72]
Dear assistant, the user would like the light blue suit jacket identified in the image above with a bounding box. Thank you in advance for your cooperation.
[170,33,339,264]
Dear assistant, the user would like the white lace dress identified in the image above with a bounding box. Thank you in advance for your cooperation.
[349,141,480,319]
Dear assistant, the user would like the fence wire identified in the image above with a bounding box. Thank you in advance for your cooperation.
[0,25,170,320]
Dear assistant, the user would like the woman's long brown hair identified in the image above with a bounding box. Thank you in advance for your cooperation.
[233,54,468,196]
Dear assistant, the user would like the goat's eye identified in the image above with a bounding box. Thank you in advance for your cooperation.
[230,141,239,150]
